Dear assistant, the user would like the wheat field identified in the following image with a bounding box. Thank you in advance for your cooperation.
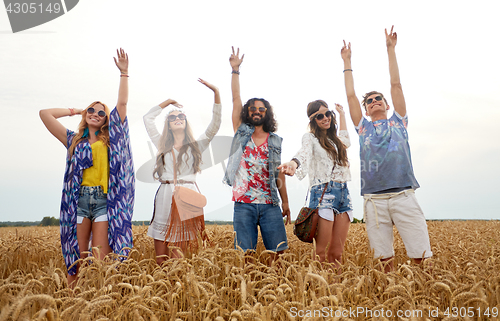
[0,221,499,321]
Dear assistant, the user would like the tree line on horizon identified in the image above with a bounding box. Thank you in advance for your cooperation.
[0,217,236,227]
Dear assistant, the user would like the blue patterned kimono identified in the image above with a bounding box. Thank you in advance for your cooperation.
[60,107,135,275]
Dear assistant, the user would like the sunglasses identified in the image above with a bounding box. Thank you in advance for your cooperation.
[87,107,106,117]
[366,95,383,105]
[249,106,267,113]
[167,113,186,122]
[315,110,333,120]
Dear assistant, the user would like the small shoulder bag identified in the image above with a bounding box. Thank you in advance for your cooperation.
[171,150,207,220]
[293,183,328,243]
[164,150,209,246]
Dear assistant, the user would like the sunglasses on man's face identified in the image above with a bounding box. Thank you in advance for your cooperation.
[249,106,267,113]
[87,107,106,117]
[167,113,186,122]
[366,95,383,105]
[315,110,333,120]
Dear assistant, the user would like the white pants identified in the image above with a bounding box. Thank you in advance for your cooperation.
[364,190,432,259]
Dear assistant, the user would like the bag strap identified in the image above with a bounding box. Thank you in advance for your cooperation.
[303,183,328,207]
[304,162,334,207]
[171,148,202,193]
[171,149,178,185]
[318,183,328,205]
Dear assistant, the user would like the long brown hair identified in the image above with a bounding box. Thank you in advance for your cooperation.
[153,112,202,179]
[241,98,278,132]
[307,100,348,167]
[68,101,110,156]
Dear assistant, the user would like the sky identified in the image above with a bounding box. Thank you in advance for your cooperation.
[1,1,499,222]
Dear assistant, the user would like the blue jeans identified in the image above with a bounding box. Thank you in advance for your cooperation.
[77,186,107,222]
[309,181,353,214]
[233,202,288,252]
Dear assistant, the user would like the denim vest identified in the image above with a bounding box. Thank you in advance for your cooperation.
[223,123,283,206]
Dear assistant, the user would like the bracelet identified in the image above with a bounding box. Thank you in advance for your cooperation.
[231,70,240,75]
[69,108,75,116]
[120,74,129,77]
[291,158,300,169]
[343,69,353,73]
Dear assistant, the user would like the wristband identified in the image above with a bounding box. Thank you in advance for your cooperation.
[291,158,300,168]
[69,108,75,116]
[231,70,240,75]
[120,74,129,77]
[343,69,353,73]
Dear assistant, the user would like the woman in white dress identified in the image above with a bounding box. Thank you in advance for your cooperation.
[279,100,353,270]
[143,79,221,264]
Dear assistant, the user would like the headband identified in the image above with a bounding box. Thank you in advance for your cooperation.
[308,110,321,121]
[164,105,185,116]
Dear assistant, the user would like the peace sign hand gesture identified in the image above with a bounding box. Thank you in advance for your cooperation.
[341,40,351,61]
[229,46,244,71]
[385,25,397,48]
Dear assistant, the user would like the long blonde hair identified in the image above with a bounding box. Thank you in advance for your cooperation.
[68,101,110,156]
[153,113,202,179]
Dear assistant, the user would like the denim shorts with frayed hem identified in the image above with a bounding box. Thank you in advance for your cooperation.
[77,186,108,224]
[233,202,288,252]
[309,181,353,215]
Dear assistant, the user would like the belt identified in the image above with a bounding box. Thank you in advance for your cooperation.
[363,189,413,228]
[159,179,195,185]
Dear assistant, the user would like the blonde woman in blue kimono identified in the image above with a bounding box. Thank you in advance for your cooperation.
[39,49,135,287]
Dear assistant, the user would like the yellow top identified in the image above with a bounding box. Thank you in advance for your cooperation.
[81,140,109,193]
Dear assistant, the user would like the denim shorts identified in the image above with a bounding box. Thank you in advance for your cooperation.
[309,181,353,214]
[77,186,108,223]
[233,202,288,252]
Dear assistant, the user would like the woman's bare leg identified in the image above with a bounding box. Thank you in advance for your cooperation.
[315,217,334,262]
[91,221,111,259]
[68,218,92,288]
[327,212,350,271]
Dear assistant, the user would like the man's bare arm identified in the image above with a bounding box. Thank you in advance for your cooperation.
[230,46,244,132]
[386,26,407,117]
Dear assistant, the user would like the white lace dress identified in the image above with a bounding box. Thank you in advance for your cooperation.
[143,104,222,241]
[294,130,353,221]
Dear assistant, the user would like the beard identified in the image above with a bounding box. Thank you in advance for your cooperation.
[248,113,265,126]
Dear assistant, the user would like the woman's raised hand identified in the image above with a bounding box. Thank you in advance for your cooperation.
[199,78,221,104]
[114,48,129,74]
[335,103,345,115]
[198,78,219,93]
[170,99,183,108]
[160,99,183,109]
